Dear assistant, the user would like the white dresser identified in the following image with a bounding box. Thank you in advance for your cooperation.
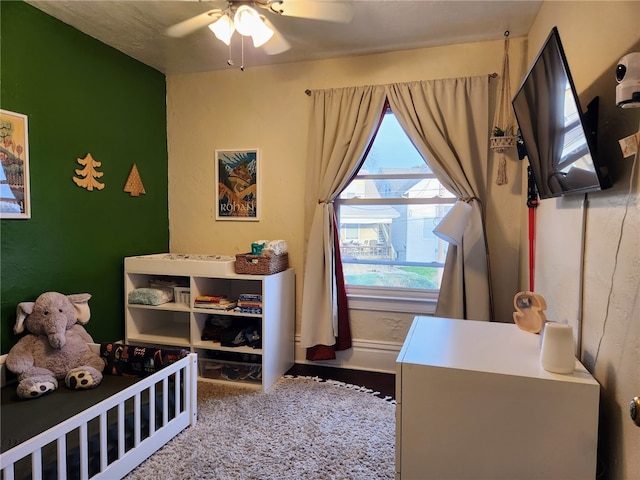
[395,316,600,480]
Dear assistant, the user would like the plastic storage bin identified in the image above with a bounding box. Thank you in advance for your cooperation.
[173,287,191,305]
[199,358,262,384]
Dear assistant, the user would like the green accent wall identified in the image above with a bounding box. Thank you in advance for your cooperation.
[0,2,169,354]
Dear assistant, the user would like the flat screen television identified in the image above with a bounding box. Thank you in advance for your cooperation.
[512,27,613,199]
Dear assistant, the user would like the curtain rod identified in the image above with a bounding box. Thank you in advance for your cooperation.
[304,73,499,95]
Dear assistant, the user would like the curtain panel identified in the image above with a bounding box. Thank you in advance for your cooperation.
[300,86,387,356]
[301,76,491,357]
[386,76,491,321]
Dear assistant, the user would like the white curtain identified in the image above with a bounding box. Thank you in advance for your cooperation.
[300,86,387,349]
[386,76,491,320]
[301,76,491,351]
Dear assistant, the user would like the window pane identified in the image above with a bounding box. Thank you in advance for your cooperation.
[338,203,452,289]
[341,175,455,201]
[337,111,454,291]
[366,113,431,171]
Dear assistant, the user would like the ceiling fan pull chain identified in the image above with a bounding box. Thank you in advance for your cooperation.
[226,3,234,66]
[227,40,234,66]
[241,35,245,71]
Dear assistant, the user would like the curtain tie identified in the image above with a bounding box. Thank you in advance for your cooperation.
[318,199,334,204]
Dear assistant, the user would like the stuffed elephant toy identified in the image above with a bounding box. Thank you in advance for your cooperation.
[5,292,105,399]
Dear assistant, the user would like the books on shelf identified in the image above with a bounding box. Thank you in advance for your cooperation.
[195,302,237,310]
[237,293,263,314]
[237,300,261,307]
[238,293,262,302]
[194,294,237,310]
[236,306,262,314]
[194,293,263,313]
[195,294,226,303]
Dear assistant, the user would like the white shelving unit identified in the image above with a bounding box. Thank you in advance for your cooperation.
[124,254,295,390]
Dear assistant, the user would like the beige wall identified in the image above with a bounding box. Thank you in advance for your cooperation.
[526,1,640,478]
[167,36,528,348]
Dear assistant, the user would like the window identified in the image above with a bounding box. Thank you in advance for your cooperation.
[335,109,455,311]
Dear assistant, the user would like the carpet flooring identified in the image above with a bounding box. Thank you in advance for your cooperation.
[124,376,396,480]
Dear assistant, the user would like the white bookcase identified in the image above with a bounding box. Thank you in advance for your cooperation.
[124,254,295,390]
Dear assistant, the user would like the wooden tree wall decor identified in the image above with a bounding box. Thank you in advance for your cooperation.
[124,163,146,196]
[72,153,105,191]
[491,31,517,185]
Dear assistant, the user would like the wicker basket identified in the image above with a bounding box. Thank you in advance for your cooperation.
[235,253,289,275]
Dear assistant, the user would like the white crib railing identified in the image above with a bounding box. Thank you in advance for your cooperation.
[1,352,197,480]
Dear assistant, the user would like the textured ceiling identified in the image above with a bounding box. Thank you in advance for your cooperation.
[25,0,542,75]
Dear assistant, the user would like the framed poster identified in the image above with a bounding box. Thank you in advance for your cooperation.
[215,148,260,221]
[0,109,30,219]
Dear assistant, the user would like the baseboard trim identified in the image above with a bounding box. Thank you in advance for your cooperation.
[294,336,402,374]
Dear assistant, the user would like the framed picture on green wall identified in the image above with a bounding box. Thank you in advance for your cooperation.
[0,109,30,219]
[215,148,260,221]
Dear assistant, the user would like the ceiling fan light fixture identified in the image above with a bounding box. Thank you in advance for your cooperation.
[233,5,261,36]
[208,14,235,45]
[250,18,275,47]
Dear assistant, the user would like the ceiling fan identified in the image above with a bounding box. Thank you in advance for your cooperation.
[166,0,354,56]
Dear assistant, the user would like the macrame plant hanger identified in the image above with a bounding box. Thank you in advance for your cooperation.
[491,31,517,185]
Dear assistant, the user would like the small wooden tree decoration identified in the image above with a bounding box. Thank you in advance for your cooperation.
[72,153,105,191]
[124,163,146,197]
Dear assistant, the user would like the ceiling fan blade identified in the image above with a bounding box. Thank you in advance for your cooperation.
[260,17,291,55]
[166,9,223,38]
[276,0,354,23]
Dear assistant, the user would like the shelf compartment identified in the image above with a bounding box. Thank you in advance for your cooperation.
[198,358,262,385]
[126,308,190,347]
[126,272,190,290]
[193,312,262,350]
[191,277,262,302]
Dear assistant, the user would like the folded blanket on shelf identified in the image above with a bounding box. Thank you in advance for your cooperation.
[128,287,174,305]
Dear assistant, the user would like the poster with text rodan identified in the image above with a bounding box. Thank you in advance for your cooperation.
[215,149,259,221]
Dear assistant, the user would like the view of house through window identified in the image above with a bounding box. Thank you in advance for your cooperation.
[336,109,455,291]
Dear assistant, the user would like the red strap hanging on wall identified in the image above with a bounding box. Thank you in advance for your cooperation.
[526,166,539,291]
[528,208,536,291]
